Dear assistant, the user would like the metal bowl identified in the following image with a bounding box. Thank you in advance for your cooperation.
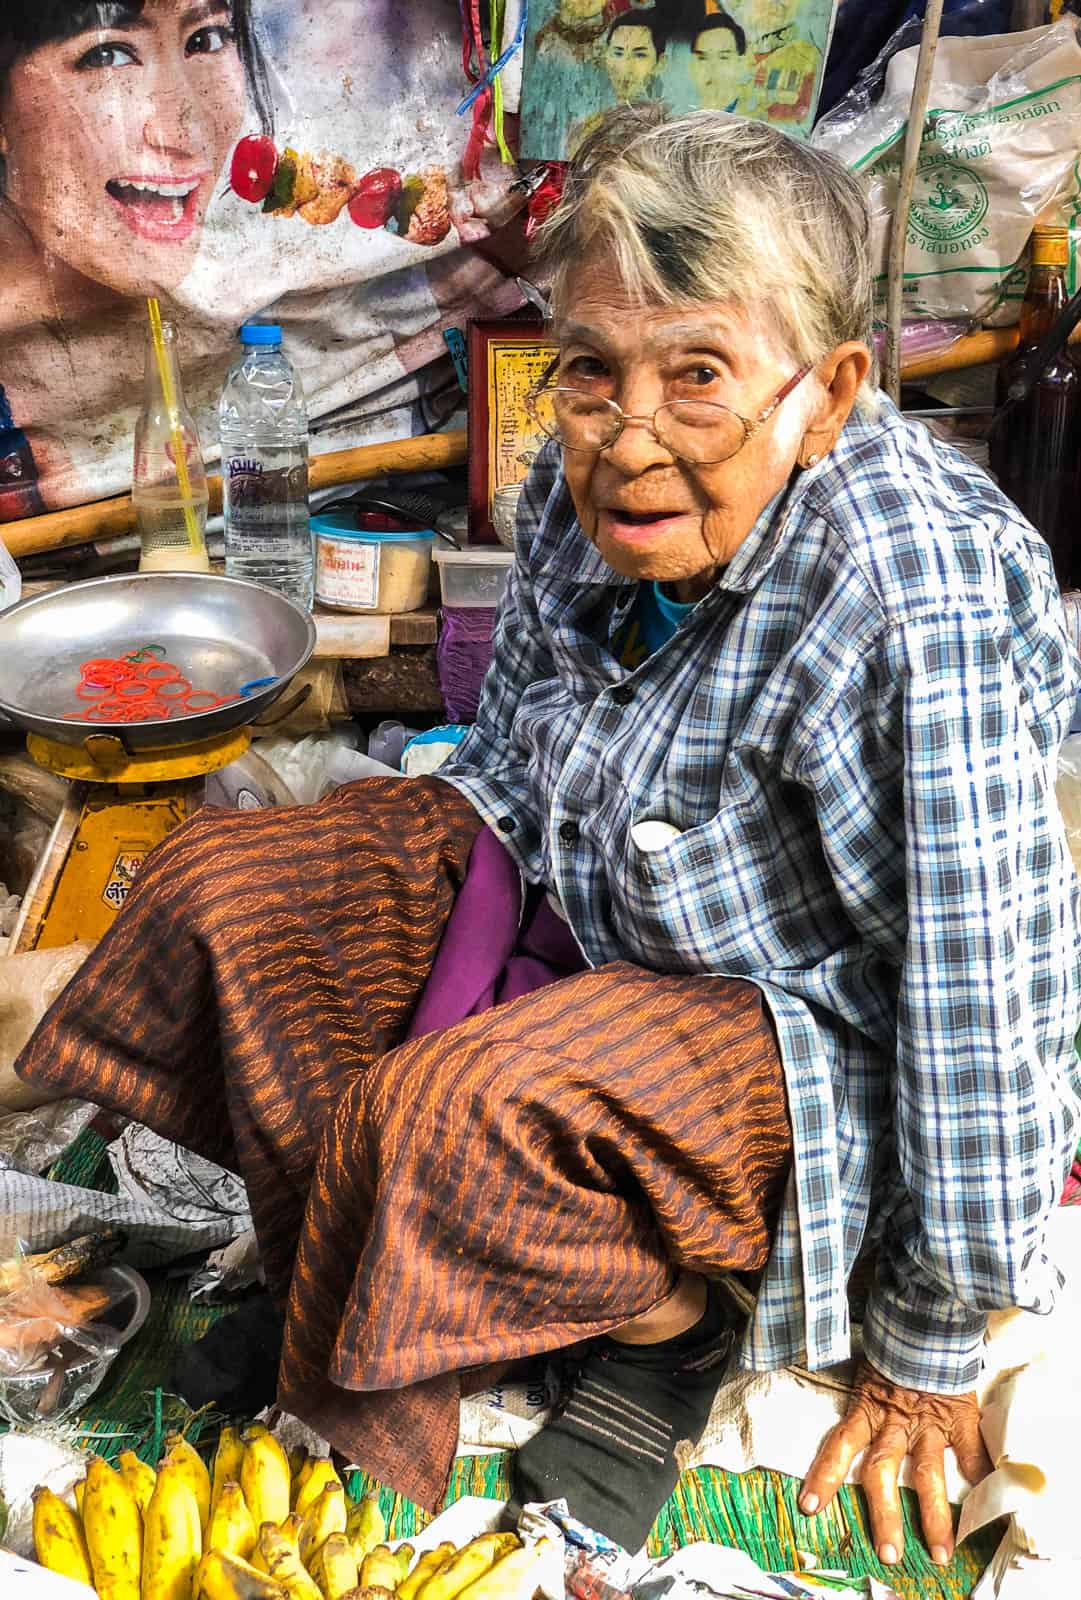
[0,573,316,751]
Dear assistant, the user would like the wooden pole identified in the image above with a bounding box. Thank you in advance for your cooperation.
[1,429,468,560]
[884,0,946,404]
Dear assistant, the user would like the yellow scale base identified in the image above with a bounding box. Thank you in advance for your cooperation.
[15,728,251,952]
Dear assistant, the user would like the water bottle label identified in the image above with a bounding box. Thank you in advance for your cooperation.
[315,536,380,609]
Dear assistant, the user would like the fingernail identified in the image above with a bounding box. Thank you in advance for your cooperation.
[879,1544,898,1566]
[800,1493,819,1514]
[931,1545,950,1566]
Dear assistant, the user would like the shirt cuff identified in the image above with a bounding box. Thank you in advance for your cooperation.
[862,1280,987,1395]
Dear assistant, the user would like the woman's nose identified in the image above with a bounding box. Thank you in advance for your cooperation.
[142,86,194,156]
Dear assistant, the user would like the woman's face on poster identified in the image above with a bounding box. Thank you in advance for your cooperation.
[689,28,745,111]
[1,0,246,295]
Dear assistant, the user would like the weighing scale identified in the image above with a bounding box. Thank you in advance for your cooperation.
[0,574,315,953]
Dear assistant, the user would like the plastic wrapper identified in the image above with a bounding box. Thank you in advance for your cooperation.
[187,1226,263,1301]
[871,318,971,365]
[812,19,1081,323]
[1056,733,1081,880]
[0,1243,137,1427]
[255,729,399,804]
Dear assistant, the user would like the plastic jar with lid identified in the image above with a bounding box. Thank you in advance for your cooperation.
[312,510,435,613]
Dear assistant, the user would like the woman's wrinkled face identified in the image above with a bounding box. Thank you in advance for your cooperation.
[0,0,245,294]
[555,257,810,595]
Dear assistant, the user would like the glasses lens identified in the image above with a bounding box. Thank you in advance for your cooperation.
[657,401,745,464]
[530,388,620,451]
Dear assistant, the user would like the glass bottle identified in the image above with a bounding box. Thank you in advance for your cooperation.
[991,224,1081,591]
[133,319,210,573]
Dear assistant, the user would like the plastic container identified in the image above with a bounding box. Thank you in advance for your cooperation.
[433,547,514,608]
[219,323,313,611]
[312,510,434,613]
[0,1265,150,1427]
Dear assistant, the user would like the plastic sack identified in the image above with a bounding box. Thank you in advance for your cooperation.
[255,730,399,805]
[0,943,95,1115]
[0,537,20,612]
[813,19,1081,323]
[1057,732,1081,881]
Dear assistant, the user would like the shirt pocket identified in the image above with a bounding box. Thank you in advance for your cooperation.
[610,803,763,972]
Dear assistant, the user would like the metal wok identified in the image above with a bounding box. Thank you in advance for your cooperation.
[0,573,316,753]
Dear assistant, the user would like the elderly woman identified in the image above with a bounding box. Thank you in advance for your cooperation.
[17,108,1081,1567]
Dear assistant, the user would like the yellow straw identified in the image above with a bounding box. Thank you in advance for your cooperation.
[146,296,202,554]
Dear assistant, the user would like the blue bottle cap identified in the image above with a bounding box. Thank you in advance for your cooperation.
[239,323,282,345]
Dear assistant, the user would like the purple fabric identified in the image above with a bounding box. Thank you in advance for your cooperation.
[437,605,498,722]
[406,826,585,1041]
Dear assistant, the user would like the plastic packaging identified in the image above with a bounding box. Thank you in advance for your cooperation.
[312,510,434,613]
[255,730,399,805]
[220,323,313,610]
[133,315,209,573]
[813,19,1081,323]
[0,1257,148,1427]
[0,536,21,611]
[434,547,514,607]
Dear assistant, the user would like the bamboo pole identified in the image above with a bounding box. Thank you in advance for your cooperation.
[1,429,468,560]
[884,0,946,403]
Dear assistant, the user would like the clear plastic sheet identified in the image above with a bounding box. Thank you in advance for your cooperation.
[812,19,1081,323]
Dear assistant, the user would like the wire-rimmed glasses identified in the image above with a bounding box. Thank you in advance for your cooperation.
[526,364,811,465]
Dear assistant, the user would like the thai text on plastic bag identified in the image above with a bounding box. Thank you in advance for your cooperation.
[812,19,1081,324]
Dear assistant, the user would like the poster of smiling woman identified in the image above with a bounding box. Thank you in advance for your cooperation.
[520,0,840,161]
[0,1,523,519]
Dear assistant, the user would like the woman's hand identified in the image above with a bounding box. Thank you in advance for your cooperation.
[799,1360,992,1567]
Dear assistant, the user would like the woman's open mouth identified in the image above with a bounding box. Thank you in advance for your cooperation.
[105,174,206,244]
[600,507,693,545]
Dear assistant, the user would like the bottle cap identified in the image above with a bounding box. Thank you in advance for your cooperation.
[1032,226,1069,268]
[239,323,282,345]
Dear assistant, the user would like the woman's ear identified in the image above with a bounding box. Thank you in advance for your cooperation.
[799,342,873,464]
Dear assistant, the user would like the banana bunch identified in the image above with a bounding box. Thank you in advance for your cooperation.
[34,1430,550,1600]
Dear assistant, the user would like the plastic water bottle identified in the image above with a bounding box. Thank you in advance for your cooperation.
[219,323,313,609]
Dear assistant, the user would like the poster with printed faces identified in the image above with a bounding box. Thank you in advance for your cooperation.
[0,1,523,519]
[520,0,840,161]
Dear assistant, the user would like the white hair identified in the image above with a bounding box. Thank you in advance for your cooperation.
[534,105,878,408]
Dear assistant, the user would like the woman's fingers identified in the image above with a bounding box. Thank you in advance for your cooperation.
[908,1425,954,1566]
[859,1421,909,1565]
[800,1409,872,1515]
[951,1410,994,1487]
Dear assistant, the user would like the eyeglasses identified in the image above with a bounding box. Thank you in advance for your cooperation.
[526,364,811,465]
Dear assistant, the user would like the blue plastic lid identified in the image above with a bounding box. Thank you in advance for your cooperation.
[239,323,282,345]
[311,512,435,544]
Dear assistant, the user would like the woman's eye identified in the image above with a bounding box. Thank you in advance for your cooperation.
[74,41,139,70]
[563,356,609,382]
[682,365,721,387]
[187,25,235,56]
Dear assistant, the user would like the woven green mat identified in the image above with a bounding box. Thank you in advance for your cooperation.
[39,1129,1000,1597]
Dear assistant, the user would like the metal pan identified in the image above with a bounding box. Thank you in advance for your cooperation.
[0,572,316,753]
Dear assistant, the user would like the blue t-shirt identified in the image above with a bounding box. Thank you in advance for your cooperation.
[613,581,695,670]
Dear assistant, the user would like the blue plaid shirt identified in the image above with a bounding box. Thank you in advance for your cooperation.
[442,398,1081,1393]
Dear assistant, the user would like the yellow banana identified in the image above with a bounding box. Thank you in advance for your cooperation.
[396,1543,455,1600]
[298,1482,347,1567]
[361,1545,404,1593]
[308,1532,357,1600]
[293,1459,341,1519]
[141,1457,202,1600]
[287,1448,307,1481]
[455,1541,550,1600]
[344,1490,385,1564]
[256,1524,323,1600]
[413,1536,513,1600]
[194,1548,287,1600]
[241,1432,292,1530]
[245,1423,270,1440]
[32,1485,94,1588]
[82,1455,143,1600]
[162,1434,213,1536]
[75,1479,86,1518]
[212,1427,247,1519]
[290,1456,313,1511]
[394,1545,415,1583]
[250,1518,299,1576]
[207,1481,257,1563]
[118,1451,157,1519]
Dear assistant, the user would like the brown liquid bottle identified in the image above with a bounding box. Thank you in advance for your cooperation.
[991,225,1081,590]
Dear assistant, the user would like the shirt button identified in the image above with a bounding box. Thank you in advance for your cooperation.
[559,820,579,844]
[497,816,516,834]
[611,682,635,705]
